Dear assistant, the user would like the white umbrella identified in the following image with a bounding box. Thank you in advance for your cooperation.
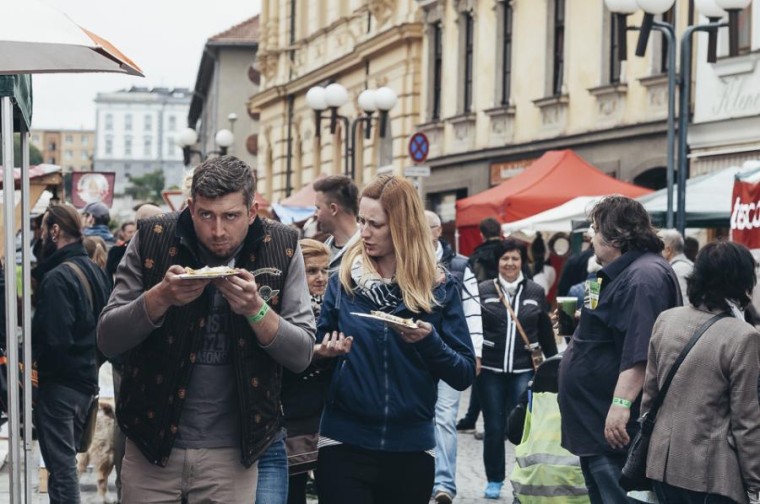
[0,0,143,76]
[0,3,142,502]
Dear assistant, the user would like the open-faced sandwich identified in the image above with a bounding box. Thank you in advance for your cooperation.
[351,310,419,329]
[178,266,240,279]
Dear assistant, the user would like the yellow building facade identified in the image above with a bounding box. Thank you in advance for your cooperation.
[416,0,690,220]
[248,0,425,201]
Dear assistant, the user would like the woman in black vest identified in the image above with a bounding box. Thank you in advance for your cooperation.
[477,238,557,499]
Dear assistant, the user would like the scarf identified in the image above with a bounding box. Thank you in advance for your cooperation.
[499,272,524,298]
[350,256,402,311]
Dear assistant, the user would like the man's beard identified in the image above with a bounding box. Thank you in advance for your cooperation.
[38,231,58,263]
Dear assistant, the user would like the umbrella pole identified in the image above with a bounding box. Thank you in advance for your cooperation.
[20,121,33,502]
[2,96,22,504]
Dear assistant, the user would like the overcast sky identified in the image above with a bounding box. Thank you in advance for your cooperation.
[32,0,262,130]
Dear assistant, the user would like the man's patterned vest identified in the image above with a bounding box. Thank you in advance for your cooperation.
[117,210,298,468]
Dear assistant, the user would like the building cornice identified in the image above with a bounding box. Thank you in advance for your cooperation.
[425,120,669,167]
[248,23,423,111]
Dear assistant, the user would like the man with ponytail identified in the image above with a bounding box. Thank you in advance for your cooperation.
[32,203,111,504]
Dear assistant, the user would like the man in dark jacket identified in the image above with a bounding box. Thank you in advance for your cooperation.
[97,156,315,503]
[82,201,116,249]
[468,217,502,283]
[32,203,111,504]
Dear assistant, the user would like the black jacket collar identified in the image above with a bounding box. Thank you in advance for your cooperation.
[32,241,88,283]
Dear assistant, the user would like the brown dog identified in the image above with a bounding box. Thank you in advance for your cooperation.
[77,400,116,502]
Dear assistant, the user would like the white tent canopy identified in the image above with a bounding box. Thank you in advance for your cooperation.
[502,196,602,234]
[639,160,760,225]
[501,162,760,235]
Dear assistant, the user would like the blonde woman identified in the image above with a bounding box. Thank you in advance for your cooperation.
[83,235,108,269]
[315,175,476,504]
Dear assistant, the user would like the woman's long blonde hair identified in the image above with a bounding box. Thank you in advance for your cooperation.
[339,175,438,313]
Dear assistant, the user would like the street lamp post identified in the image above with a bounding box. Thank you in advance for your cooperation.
[177,122,235,167]
[306,83,397,179]
[607,0,751,234]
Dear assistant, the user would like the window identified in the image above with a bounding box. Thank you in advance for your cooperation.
[500,2,514,106]
[144,137,152,157]
[81,152,89,161]
[738,5,752,55]
[609,13,622,84]
[462,12,474,113]
[81,135,89,145]
[64,150,73,160]
[552,0,566,96]
[47,141,57,151]
[145,114,152,131]
[124,136,132,156]
[105,136,113,156]
[64,135,73,144]
[168,116,177,131]
[167,137,175,156]
[105,114,113,130]
[659,7,675,73]
[432,23,443,120]
[125,114,133,131]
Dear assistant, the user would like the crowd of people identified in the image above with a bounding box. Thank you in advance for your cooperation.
[19,154,760,504]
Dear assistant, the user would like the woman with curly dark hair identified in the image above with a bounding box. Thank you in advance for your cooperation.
[642,240,760,503]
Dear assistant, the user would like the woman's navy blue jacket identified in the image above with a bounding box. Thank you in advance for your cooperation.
[317,273,476,452]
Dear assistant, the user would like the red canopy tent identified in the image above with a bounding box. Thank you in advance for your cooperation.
[455,150,652,255]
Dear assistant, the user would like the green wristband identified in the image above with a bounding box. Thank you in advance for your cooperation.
[247,303,269,324]
[612,397,632,408]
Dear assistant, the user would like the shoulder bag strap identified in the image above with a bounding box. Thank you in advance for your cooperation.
[64,261,94,312]
[494,279,536,351]
[648,312,729,419]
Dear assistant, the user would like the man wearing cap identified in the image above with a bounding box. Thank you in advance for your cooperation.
[83,201,116,248]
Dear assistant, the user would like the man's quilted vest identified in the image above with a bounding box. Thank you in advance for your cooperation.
[116,210,298,468]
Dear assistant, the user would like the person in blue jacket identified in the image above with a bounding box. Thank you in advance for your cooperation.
[314,175,476,504]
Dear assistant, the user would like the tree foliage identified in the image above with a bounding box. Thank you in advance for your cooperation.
[0,134,43,165]
[125,169,165,202]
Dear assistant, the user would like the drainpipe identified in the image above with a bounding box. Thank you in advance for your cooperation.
[285,0,297,196]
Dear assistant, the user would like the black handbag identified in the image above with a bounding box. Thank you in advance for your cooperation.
[620,312,728,491]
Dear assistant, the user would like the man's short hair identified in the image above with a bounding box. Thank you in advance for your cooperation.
[313,176,358,216]
[479,217,501,239]
[684,236,699,262]
[589,195,663,254]
[658,229,685,254]
[191,156,256,207]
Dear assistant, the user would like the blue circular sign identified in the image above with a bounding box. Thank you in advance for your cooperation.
[408,132,430,163]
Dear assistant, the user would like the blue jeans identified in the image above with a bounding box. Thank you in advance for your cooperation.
[579,454,639,504]
[477,370,532,483]
[433,381,460,496]
[255,435,289,504]
[35,383,93,504]
[653,481,738,503]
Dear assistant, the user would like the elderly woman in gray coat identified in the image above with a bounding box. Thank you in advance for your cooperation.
[642,241,760,504]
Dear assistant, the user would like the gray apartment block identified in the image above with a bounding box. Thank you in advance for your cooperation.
[94,86,191,195]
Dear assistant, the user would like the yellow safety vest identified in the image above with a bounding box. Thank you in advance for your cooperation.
[510,392,590,503]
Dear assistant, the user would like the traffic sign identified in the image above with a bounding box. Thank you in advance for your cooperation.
[162,190,186,211]
[404,165,430,178]
[408,132,430,164]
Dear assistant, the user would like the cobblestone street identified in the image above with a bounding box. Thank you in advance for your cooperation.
[0,371,515,503]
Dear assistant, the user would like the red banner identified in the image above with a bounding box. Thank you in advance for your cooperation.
[70,172,115,209]
[730,178,760,249]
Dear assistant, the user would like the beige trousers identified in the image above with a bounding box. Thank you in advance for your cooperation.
[122,439,258,503]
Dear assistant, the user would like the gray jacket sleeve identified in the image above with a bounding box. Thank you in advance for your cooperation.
[97,233,162,357]
[258,243,316,373]
[97,235,315,370]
